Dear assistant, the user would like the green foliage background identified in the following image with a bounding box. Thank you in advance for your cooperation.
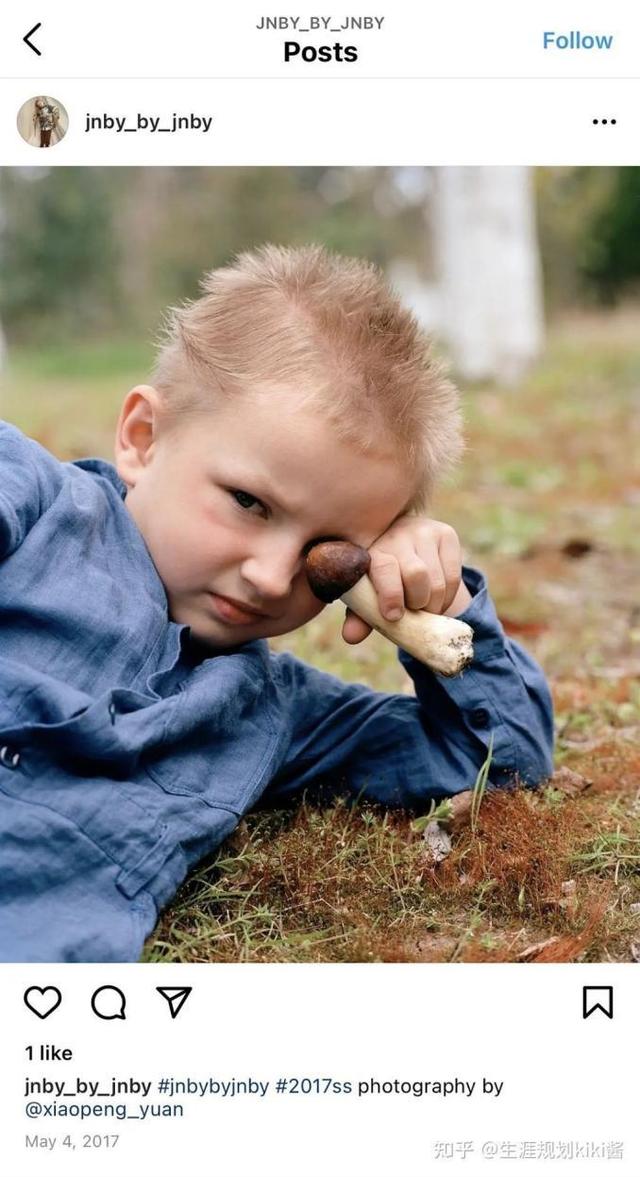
[2,166,638,344]
[0,167,426,342]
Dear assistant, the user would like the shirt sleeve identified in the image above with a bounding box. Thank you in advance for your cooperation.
[0,421,65,558]
[264,565,554,810]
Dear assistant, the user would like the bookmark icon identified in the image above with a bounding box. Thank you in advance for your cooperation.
[582,985,613,1020]
[156,986,192,1019]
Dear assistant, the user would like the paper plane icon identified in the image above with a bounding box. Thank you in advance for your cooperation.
[156,986,192,1019]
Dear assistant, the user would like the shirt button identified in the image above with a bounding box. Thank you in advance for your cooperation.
[0,744,21,769]
[469,708,490,728]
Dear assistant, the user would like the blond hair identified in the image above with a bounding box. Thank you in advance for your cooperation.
[152,244,463,509]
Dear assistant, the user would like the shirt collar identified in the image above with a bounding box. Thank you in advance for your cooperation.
[71,456,128,500]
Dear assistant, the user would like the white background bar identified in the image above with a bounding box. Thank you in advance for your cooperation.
[1,78,637,165]
[1,963,636,1177]
[0,2,637,80]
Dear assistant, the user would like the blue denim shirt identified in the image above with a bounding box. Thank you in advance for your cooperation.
[0,421,554,961]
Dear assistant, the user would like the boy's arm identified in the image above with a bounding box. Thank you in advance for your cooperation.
[0,421,64,558]
[397,565,554,789]
[263,565,554,811]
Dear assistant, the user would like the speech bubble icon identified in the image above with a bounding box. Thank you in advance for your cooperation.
[91,985,126,1020]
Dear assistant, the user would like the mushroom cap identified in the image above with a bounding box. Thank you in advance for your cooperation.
[305,540,371,603]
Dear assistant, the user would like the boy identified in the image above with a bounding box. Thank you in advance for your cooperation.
[0,245,553,963]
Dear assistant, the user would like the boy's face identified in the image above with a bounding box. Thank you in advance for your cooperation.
[116,385,414,649]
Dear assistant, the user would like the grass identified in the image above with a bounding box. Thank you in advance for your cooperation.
[469,733,494,834]
[2,306,639,962]
[141,782,639,963]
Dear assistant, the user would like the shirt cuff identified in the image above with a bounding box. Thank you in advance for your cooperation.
[397,559,561,792]
[451,565,508,660]
[397,564,518,781]
[397,565,509,690]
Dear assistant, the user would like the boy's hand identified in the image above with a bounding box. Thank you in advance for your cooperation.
[341,517,472,645]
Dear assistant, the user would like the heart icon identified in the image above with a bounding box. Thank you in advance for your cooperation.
[24,986,62,1019]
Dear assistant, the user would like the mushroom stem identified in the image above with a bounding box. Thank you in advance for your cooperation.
[304,539,474,675]
[342,576,474,677]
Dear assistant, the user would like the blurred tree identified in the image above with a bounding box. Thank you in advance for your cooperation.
[0,168,121,341]
[579,168,640,301]
[432,167,544,384]
[0,167,429,344]
[3,166,635,350]
[535,168,616,308]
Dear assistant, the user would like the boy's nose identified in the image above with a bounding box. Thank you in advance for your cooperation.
[240,546,304,605]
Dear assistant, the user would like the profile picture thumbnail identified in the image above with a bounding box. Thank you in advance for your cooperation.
[16,95,69,148]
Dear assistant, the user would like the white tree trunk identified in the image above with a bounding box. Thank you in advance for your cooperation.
[433,167,544,385]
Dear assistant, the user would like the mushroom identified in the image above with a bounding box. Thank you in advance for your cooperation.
[306,540,473,676]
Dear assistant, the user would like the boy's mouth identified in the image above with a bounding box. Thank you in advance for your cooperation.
[208,592,270,625]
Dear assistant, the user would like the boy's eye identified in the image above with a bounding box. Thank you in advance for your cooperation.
[229,489,268,517]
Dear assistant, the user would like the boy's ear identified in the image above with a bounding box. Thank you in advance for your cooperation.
[114,385,162,487]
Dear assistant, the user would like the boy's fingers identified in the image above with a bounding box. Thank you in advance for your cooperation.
[405,526,461,614]
[366,521,463,617]
[437,527,463,612]
[401,539,451,613]
[368,549,404,620]
[423,567,448,614]
[341,608,372,645]
[400,555,438,612]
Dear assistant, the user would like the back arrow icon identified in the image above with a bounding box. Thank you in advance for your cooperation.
[24,23,42,56]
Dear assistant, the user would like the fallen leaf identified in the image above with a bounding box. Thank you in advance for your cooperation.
[420,821,452,864]
[413,933,458,960]
[541,881,579,916]
[561,539,595,558]
[500,618,549,638]
[550,767,593,796]
[561,879,579,915]
[439,790,474,834]
[518,936,560,961]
